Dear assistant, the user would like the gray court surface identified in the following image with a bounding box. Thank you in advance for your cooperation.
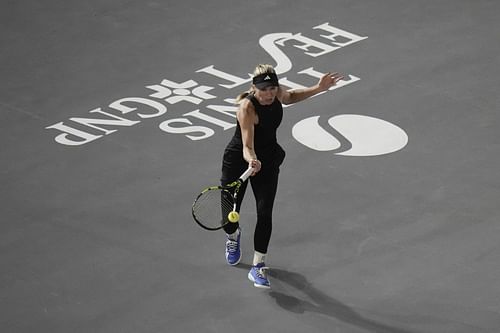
[2,1,500,332]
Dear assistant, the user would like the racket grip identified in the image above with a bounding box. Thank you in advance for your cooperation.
[239,166,254,182]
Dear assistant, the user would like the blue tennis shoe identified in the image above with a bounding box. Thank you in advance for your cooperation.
[248,263,270,289]
[225,229,241,266]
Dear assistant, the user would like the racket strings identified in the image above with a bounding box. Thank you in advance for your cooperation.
[193,189,234,229]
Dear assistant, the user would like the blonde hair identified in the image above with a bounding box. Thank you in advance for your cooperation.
[235,64,277,103]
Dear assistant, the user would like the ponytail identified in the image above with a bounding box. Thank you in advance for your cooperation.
[235,89,253,104]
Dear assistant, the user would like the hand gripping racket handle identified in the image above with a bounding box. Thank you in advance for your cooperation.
[238,166,254,183]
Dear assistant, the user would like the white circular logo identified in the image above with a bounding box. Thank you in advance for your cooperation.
[292,114,408,156]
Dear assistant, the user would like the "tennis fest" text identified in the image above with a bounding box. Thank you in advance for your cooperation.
[45,22,367,146]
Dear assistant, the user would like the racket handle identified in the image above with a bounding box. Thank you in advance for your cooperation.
[239,166,254,182]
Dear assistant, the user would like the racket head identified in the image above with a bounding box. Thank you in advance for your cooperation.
[192,186,235,231]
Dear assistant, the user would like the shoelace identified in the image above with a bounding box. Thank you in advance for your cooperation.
[226,240,238,253]
[254,266,269,279]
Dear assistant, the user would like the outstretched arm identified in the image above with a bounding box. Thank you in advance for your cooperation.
[278,72,344,105]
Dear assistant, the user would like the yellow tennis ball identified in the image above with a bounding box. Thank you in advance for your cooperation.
[227,211,240,223]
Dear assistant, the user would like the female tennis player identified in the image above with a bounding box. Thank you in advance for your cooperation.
[221,64,343,288]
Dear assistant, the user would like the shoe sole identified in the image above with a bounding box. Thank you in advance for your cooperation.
[227,255,241,266]
[248,272,271,289]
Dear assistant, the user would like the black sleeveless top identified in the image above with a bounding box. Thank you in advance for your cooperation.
[223,94,286,170]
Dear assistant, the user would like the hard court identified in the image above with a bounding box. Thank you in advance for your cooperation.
[1,1,500,332]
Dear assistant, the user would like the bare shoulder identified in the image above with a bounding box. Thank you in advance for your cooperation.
[277,86,292,105]
[237,98,256,124]
[238,98,255,115]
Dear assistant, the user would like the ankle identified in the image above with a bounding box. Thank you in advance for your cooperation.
[252,251,266,266]
[226,228,240,241]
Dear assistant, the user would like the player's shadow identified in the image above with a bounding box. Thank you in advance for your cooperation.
[237,264,415,333]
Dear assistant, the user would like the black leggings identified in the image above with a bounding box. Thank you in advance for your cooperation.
[221,165,280,254]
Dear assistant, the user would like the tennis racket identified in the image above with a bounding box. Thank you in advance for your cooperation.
[192,167,254,231]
